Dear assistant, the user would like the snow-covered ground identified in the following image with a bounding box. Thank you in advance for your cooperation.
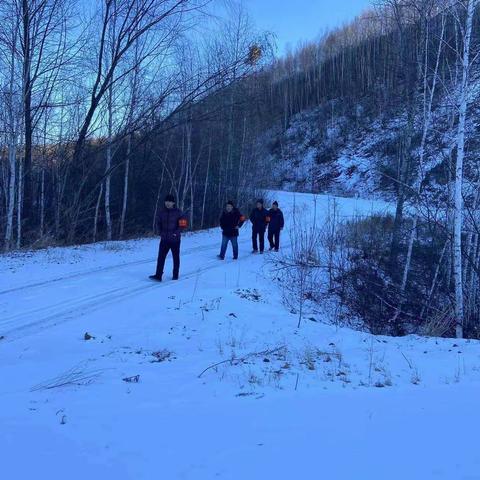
[1,192,479,480]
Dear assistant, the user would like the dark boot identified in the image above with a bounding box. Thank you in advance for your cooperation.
[149,274,162,282]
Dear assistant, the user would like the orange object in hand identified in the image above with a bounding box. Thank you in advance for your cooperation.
[240,215,246,222]
[178,218,188,228]
[266,216,271,223]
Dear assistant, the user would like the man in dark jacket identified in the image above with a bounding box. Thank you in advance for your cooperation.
[150,194,188,282]
[249,199,270,254]
[218,201,245,260]
[268,201,285,251]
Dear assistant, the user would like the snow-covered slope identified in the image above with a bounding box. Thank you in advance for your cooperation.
[266,76,480,199]
[1,192,479,479]
[264,109,392,197]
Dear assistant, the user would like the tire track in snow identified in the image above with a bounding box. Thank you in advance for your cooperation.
[0,238,265,341]
[0,259,219,340]
[0,241,216,296]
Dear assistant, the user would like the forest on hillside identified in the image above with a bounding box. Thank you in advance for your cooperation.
[1,0,480,338]
[264,0,480,340]
[0,0,273,249]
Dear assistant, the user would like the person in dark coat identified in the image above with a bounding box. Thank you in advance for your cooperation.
[249,199,270,254]
[268,201,284,251]
[150,194,188,282]
[218,201,245,260]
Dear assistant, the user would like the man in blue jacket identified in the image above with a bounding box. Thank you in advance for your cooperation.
[268,201,285,252]
[249,199,270,254]
[218,201,245,260]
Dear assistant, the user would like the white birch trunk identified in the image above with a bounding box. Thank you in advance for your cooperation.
[105,82,113,241]
[4,141,17,251]
[453,0,476,339]
[120,37,140,239]
[119,134,131,239]
[4,25,19,251]
[16,158,23,249]
[152,165,165,233]
[40,168,45,238]
[201,139,211,229]
[94,183,104,243]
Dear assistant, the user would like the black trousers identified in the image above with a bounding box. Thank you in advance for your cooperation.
[268,229,281,250]
[156,239,180,278]
[252,227,265,252]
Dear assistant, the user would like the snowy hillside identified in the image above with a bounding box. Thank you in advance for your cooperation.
[267,108,393,197]
[266,74,480,199]
[1,192,479,479]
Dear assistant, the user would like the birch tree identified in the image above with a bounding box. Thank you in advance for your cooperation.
[16,0,69,238]
[452,0,477,339]
[66,0,203,241]
[0,8,21,251]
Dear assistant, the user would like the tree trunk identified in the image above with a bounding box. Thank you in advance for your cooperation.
[153,165,166,233]
[94,183,104,243]
[21,0,33,232]
[4,23,19,251]
[201,139,212,229]
[16,159,23,249]
[4,142,17,251]
[104,79,114,241]
[120,134,131,239]
[40,168,45,238]
[453,0,476,339]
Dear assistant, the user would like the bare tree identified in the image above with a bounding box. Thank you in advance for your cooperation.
[67,0,206,240]
[452,0,477,338]
[0,6,21,251]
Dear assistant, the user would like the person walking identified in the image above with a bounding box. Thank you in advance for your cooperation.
[218,201,245,260]
[150,194,188,282]
[249,199,270,254]
[268,201,284,251]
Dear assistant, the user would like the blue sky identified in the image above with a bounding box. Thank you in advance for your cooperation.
[77,0,374,56]
[245,0,374,53]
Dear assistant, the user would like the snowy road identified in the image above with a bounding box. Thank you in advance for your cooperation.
[1,192,479,480]
[0,237,249,340]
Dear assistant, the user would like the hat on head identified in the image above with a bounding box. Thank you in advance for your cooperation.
[256,199,264,204]
[226,200,235,207]
[164,194,175,203]
[273,201,278,206]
